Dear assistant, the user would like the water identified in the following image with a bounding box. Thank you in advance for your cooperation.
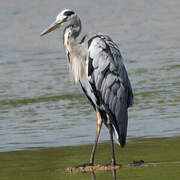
[0,0,180,152]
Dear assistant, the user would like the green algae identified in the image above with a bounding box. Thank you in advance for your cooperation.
[0,137,180,180]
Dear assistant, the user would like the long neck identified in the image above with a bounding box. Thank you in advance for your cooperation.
[63,18,81,50]
[63,19,86,83]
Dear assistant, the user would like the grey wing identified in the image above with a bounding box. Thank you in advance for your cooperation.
[87,34,133,147]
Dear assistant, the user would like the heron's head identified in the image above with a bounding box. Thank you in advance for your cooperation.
[40,9,79,36]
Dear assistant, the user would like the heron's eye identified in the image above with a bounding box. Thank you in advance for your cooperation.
[64,11,75,17]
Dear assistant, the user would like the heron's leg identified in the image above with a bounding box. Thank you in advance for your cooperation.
[89,108,102,165]
[107,116,116,166]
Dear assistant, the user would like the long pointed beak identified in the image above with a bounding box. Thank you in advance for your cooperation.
[40,21,61,37]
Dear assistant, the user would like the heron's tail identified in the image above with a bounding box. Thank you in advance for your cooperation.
[112,109,128,148]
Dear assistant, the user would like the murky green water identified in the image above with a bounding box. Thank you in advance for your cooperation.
[0,0,180,152]
[1,137,180,180]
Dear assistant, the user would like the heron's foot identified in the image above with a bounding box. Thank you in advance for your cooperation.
[75,162,94,168]
[104,161,119,167]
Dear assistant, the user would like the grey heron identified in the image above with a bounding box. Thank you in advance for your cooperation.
[40,9,133,166]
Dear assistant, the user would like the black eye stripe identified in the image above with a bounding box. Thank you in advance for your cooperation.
[64,11,75,16]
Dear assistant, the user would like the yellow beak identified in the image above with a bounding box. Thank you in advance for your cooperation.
[40,21,61,36]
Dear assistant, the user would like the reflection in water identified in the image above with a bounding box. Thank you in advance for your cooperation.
[112,170,116,180]
[90,170,116,180]
[90,172,96,180]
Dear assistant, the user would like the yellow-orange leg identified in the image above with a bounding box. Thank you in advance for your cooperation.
[89,107,103,165]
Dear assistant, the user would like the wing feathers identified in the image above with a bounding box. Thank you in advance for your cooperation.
[87,34,133,147]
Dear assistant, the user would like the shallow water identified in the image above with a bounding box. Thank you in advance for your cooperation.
[1,137,180,180]
[0,0,180,152]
